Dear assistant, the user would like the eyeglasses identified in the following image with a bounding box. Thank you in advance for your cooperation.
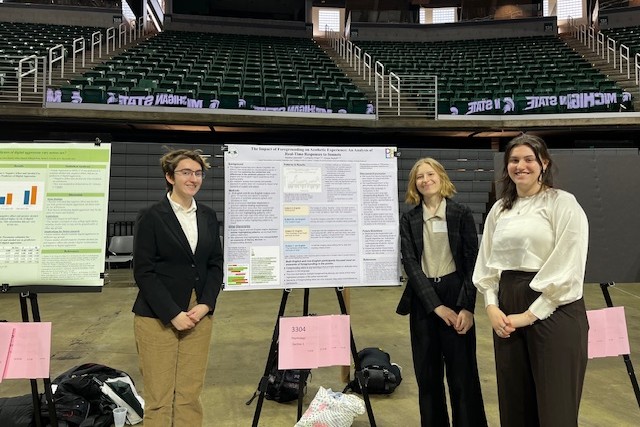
[175,169,205,178]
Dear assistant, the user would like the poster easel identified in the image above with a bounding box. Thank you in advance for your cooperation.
[1,287,57,427]
[599,282,640,409]
[248,287,377,427]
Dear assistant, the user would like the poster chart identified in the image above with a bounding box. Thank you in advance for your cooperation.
[224,144,400,290]
[0,142,111,288]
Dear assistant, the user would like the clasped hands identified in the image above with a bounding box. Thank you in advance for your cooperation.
[170,303,211,331]
[487,304,538,338]
[434,305,474,334]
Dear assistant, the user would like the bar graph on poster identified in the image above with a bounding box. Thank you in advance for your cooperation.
[0,142,111,290]
[223,144,400,291]
[0,182,44,210]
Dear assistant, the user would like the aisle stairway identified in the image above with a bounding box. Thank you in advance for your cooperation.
[562,32,640,112]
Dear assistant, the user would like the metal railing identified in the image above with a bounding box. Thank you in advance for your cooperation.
[17,55,40,102]
[568,15,639,93]
[326,27,439,119]
[1,22,151,106]
[106,27,116,54]
[385,74,438,118]
[0,55,47,104]
[48,44,65,85]
[72,37,86,73]
[91,31,103,63]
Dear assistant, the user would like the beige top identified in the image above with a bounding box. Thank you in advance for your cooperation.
[421,198,456,278]
[167,192,198,254]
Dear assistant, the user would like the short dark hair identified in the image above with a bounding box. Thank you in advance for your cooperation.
[160,148,210,192]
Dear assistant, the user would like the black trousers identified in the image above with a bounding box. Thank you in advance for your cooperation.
[495,271,589,427]
[410,272,487,427]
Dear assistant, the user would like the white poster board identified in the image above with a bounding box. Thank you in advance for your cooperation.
[224,144,400,290]
[0,142,111,289]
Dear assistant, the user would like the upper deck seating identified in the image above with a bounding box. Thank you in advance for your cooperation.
[75,31,370,113]
[355,35,628,114]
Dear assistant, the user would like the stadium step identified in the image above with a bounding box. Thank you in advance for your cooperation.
[561,33,639,112]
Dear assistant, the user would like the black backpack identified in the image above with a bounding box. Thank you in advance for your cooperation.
[40,392,91,427]
[344,347,402,394]
[41,363,138,427]
[246,356,310,405]
[265,367,309,403]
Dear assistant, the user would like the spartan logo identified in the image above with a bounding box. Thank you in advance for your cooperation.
[502,97,515,113]
[450,106,459,115]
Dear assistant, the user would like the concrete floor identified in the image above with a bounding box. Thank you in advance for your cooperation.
[1,269,639,426]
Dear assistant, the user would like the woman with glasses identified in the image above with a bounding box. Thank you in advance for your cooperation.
[132,148,223,427]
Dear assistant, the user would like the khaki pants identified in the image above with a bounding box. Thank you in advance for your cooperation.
[134,291,213,427]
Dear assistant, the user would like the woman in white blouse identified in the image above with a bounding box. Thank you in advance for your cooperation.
[473,134,589,427]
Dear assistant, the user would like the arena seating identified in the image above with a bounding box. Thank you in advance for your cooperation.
[354,35,625,114]
[0,21,103,67]
[601,25,640,56]
[74,30,370,113]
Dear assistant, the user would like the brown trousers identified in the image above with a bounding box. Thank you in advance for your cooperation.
[134,291,213,427]
[495,270,588,427]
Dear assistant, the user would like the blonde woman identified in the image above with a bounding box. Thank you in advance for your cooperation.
[398,157,487,427]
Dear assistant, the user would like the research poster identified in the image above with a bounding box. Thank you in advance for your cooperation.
[224,144,400,290]
[0,142,111,288]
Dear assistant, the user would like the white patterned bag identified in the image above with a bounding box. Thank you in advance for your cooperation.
[294,386,365,427]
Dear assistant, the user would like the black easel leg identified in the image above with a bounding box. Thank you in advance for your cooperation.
[252,289,291,427]
[335,288,377,427]
[297,288,311,420]
[19,293,57,427]
[600,283,640,409]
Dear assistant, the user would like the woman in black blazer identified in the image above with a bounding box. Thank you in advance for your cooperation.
[397,157,486,427]
[132,149,223,427]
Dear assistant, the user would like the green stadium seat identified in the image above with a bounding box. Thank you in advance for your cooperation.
[198,89,218,106]
[329,97,349,112]
[116,78,137,89]
[349,98,370,114]
[60,84,82,102]
[307,96,327,109]
[159,80,180,91]
[106,86,129,96]
[242,92,264,108]
[219,92,239,109]
[129,87,153,96]
[265,94,285,108]
[82,85,106,103]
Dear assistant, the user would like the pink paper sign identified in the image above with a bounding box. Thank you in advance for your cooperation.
[279,315,350,370]
[0,323,16,382]
[3,322,52,379]
[586,307,631,359]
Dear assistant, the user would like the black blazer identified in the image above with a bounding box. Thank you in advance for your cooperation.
[132,197,223,325]
[397,199,478,316]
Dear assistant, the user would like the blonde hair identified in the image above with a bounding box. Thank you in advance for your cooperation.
[160,148,211,191]
[405,157,456,205]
